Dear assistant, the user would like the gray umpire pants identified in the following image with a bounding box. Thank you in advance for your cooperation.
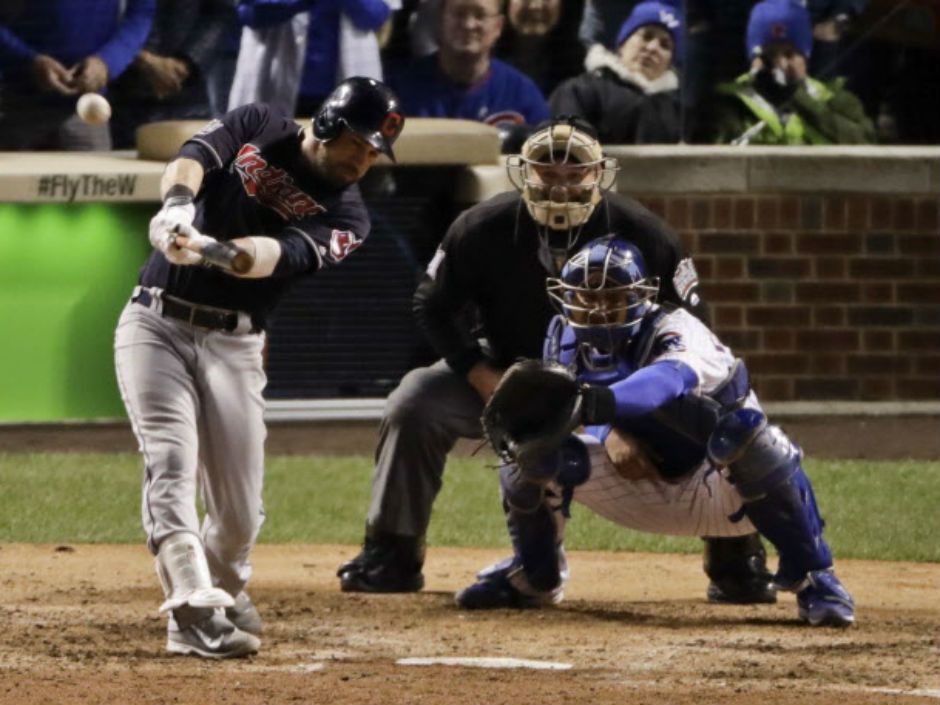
[114,299,267,596]
[367,359,485,537]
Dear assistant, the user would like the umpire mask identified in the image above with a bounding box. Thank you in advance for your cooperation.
[508,121,618,235]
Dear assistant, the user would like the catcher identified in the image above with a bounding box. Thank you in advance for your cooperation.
[456,235,855,628]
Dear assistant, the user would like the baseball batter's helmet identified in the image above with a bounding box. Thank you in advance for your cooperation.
[547,236,659,351]
[313,77,404,161]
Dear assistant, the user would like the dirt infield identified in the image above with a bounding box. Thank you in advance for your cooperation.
[0,544,937,705]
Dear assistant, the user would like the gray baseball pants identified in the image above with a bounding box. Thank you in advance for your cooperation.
[114,297,267,596]
[367,359,484,536]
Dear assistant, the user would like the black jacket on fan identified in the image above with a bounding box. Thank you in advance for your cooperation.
[549,46,682,145]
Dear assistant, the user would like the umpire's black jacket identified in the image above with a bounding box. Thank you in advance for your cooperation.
[414,190,707,376]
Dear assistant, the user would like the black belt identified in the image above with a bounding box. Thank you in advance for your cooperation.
[132,288,246,333]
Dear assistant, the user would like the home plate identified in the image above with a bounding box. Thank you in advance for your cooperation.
[397,657,572,670]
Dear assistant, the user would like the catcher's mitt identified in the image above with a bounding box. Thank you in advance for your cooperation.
[481,359,583,473]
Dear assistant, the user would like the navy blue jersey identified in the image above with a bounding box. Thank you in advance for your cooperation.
[139,103,371,329]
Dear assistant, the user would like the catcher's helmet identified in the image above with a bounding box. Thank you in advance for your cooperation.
[547,236,659,351]
[507,116,618,233]
[313,77,404,161]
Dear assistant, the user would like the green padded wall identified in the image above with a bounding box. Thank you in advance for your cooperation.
[0,204,152,422]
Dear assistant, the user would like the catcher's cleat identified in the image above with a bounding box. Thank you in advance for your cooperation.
[167,607,260,659]
[454,561,563,610]
[795,569,855,627]
[337,532,425,593]
[226,591,263,636]
[704,535,777,605]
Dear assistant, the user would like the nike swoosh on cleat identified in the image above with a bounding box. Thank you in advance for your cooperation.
[191,626,224,652]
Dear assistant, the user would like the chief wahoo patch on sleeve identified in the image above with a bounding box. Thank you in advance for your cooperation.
[329,229,363,261]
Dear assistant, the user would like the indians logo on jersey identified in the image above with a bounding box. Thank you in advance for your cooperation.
[329,229,363,261]
[234,144,326,220]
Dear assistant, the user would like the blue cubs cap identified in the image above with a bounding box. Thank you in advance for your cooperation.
[615,1,684,64]
[746,0,814,59]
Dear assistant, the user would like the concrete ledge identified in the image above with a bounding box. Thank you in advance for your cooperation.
[457,145,940,200]
[135,117,501,165]
[4,145,939,204]
[606,145,940,195]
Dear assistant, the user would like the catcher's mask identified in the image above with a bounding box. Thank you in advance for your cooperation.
[507,117,618,251]
[547,236,659,352]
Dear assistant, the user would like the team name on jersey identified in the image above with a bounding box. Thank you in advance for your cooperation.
[234,144,325,221]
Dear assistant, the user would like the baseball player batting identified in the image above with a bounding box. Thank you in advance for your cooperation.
[456,236,855,628]
[113,77,404,659]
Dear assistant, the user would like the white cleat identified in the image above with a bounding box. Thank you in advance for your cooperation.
[167,608,260,659]
[226,591,263,636]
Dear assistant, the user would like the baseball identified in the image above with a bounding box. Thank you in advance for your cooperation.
[76,92,112,125]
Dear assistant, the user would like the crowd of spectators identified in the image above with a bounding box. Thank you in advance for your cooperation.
[0,0,937,151]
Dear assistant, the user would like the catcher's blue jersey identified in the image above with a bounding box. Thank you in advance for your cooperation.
[544,309,749,479]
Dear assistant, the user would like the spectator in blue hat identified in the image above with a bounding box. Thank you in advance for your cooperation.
[707,0,874,145]
[548,1,683,144]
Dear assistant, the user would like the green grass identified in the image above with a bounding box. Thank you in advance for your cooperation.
[0,452,937,562]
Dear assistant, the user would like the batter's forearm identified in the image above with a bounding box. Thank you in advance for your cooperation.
[228,236,283,278]
[160,158,205,200]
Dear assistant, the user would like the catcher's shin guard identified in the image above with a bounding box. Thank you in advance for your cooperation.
[156,532,235,613]
[499,437,589,593]
[708,409,833,589]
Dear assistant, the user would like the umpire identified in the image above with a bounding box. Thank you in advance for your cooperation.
[338,116,776,605]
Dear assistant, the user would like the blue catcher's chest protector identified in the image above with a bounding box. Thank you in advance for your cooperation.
[544,310,751,479]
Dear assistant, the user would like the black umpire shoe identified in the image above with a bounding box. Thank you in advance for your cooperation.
[703,534,777,604]
[337,531,425,593]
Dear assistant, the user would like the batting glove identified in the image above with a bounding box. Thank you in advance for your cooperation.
[162,223,219,266]
[149,197,201,261]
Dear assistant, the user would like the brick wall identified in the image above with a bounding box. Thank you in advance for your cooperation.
[637,193,940,401]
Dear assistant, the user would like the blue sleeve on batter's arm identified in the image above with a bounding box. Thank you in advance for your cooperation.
[94,0,156,80]
[608,360,698,419]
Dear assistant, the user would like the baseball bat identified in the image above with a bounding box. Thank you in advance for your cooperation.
[173,229,254,274]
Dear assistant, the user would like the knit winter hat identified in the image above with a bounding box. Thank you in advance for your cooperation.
[746,0,814,59]
[615,1,684,64]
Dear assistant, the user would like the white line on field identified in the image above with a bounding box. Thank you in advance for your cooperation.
[397,656,573,670]
[862,688,940,700]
